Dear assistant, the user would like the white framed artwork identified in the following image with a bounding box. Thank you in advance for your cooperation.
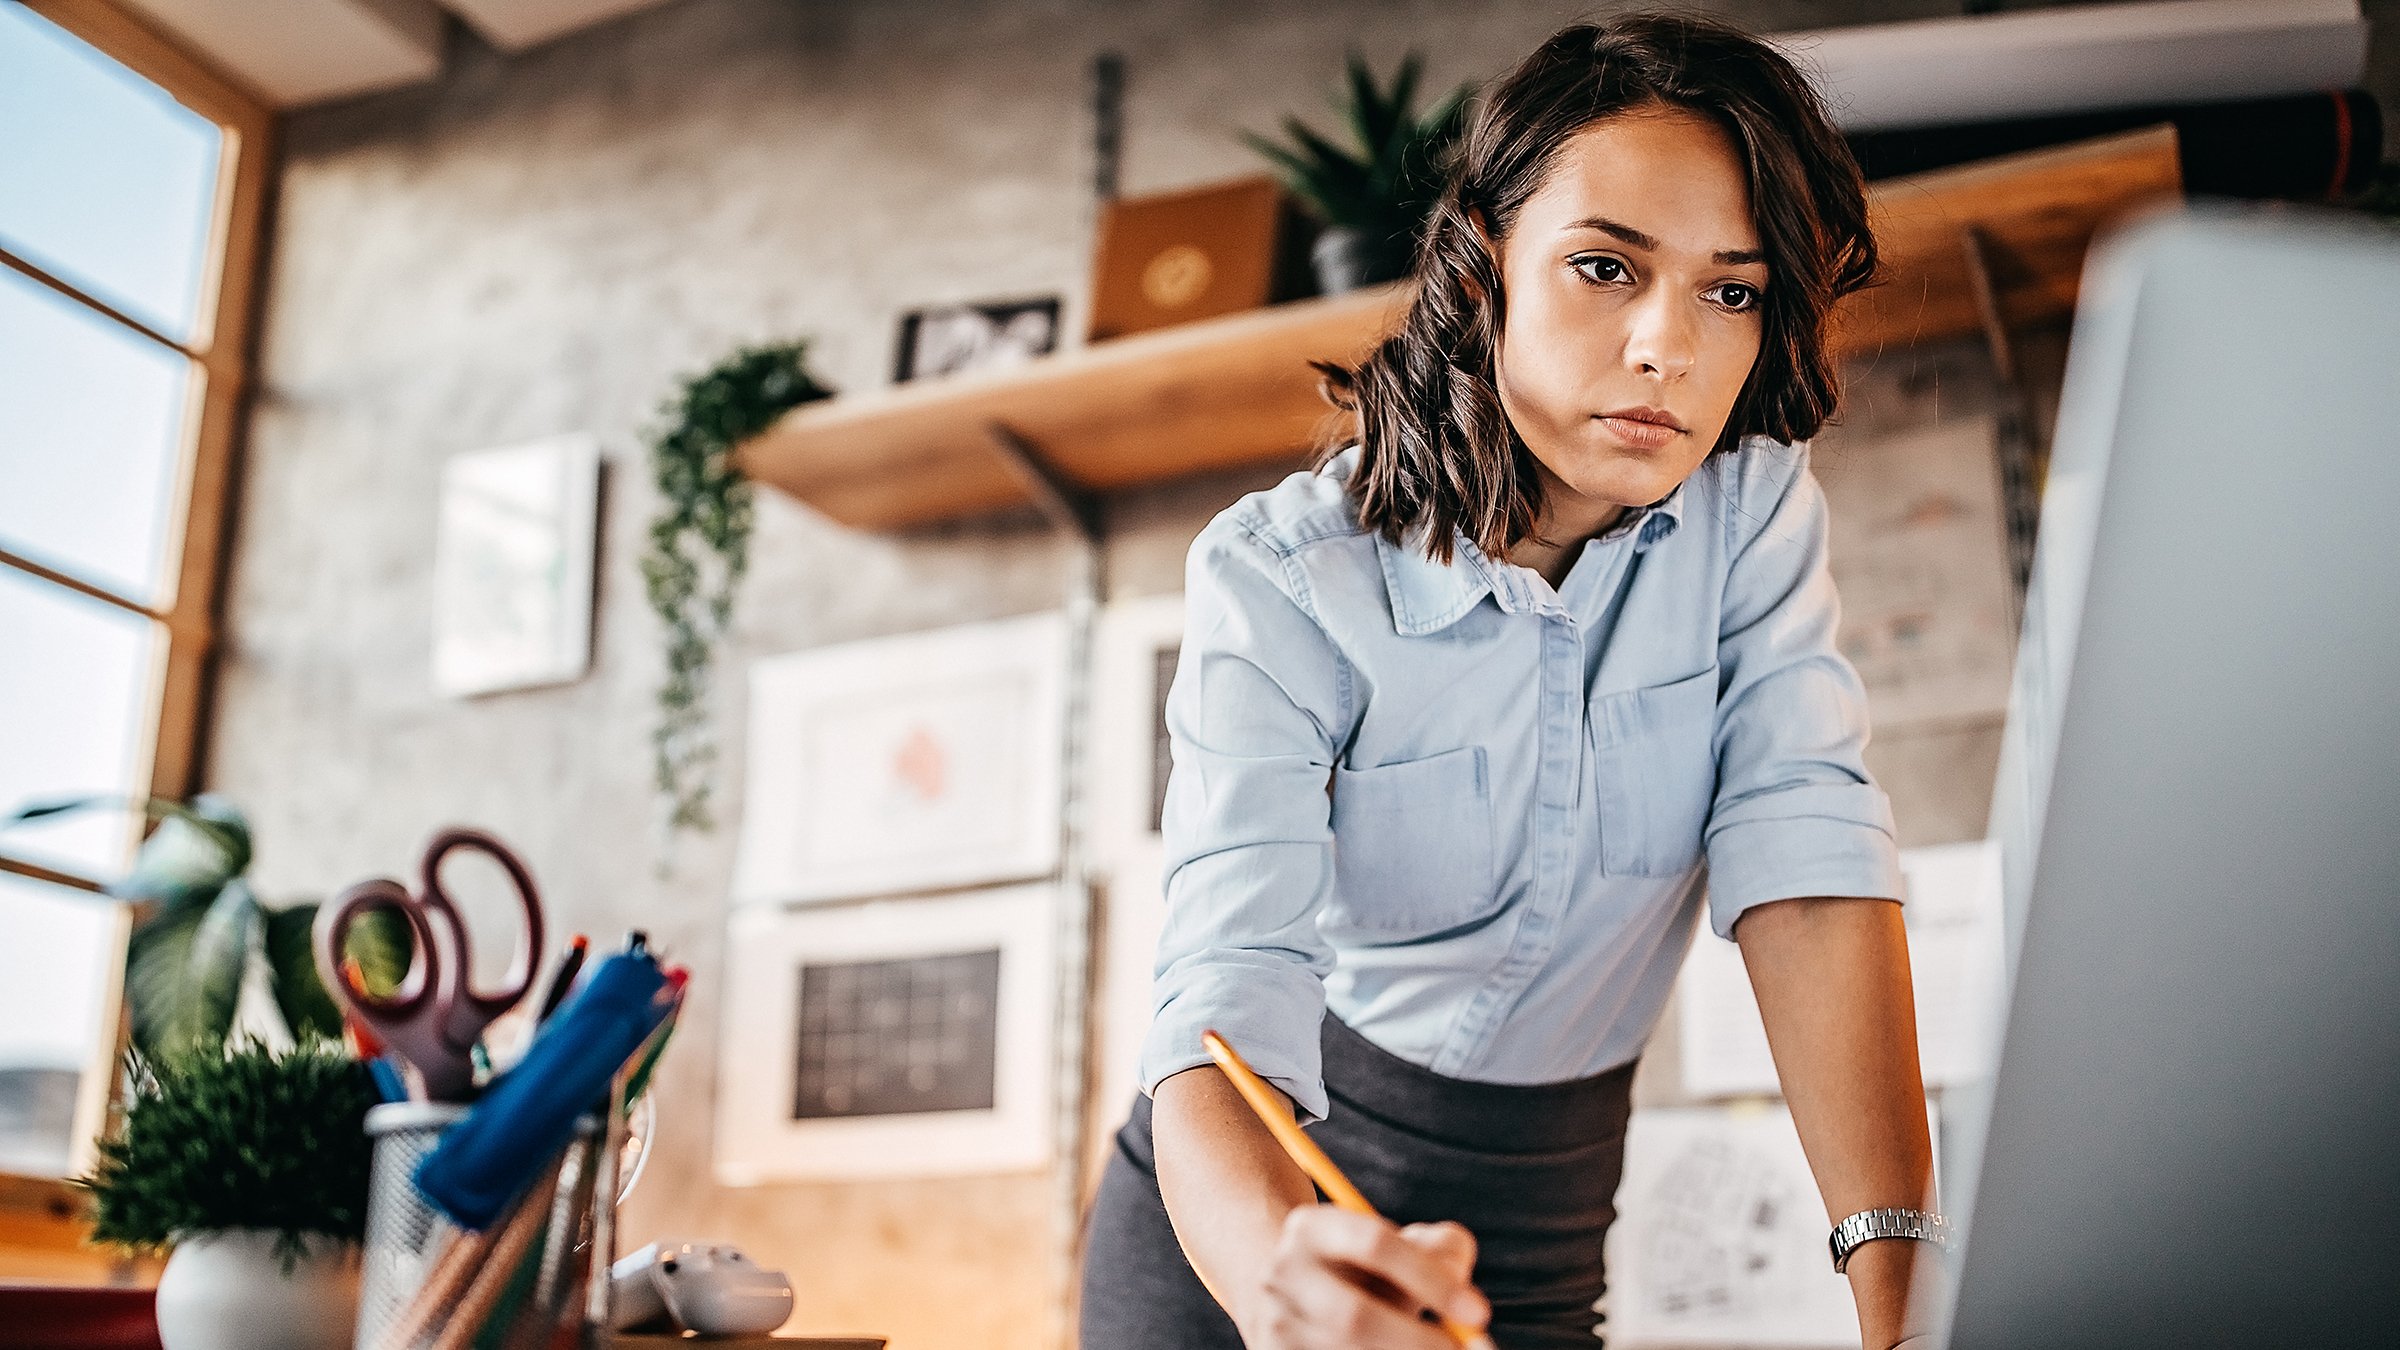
[431,434,600,697]
[1678,840,2007,1097]
[1078,595,1184,1184]
[1085,593,1183,872]
[1083,835,1170,1191]
[730,612,1068,905]
[713,882,1060,1184]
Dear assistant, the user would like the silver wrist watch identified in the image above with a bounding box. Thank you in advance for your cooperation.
[1828,1207,1952,1273]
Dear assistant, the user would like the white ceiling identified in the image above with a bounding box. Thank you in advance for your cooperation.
[116,0,685,108]
[439,0,682,53]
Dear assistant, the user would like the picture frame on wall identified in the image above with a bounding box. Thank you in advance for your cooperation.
[892,296,1062,382]
[1079,594,1184,1185]
[730,612,1069,906]
[713,883,1060,1183]
[430,433,600,697]
[1085,593,1184,871]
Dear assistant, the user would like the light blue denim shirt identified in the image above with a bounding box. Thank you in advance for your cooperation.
[1138,438,1903,1124]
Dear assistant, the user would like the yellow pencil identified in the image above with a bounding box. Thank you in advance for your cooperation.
[1200,1029,1495,1349]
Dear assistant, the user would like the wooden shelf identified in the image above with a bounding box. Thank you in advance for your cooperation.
[739,126,2181,532]
[1840,123,2182,355]
[737,282,1408,530]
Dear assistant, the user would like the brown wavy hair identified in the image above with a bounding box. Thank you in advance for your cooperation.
[1316,12,1878,564]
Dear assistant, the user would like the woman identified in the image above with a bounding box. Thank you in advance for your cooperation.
[1081,14,1942,1349]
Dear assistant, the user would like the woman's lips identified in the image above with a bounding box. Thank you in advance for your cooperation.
[1594,410,1685,452]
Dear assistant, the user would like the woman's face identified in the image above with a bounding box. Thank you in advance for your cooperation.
[1487,103,1769,541]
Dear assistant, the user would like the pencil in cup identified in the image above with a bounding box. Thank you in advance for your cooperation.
[424,1169,558,1350]
[1199,1029,1498,1350]
[373,1151,564,1350]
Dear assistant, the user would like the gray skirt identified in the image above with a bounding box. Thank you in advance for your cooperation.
[1077,1014,1635,1349]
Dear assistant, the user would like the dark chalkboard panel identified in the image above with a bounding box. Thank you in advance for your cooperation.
[792,949,1002,1120]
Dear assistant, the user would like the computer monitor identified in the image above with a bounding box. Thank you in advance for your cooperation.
[1933,207,2400,1348]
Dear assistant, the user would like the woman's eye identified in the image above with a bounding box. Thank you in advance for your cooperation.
[1573,255,1629,286]
[1712,282,1761,312]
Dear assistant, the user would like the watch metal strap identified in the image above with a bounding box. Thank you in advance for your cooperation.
[1828,1206,1952,1273]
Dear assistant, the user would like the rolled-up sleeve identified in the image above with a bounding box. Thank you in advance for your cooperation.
[1137,511,1349,1124]
[1704,443,1904,939]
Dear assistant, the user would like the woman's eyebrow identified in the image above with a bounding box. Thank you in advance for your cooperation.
[1570,215,1765,266]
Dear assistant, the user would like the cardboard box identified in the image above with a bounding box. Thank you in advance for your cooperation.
[1087,175,1317,340]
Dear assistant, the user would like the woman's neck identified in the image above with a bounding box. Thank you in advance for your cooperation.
[1506,500,1628,590]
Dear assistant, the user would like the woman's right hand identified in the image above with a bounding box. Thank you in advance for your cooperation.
[1240,1207,1496,1349]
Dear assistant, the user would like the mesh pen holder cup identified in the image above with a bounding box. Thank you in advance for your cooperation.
[357,1102,630,1350]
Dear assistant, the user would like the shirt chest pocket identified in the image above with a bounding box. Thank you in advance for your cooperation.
[1589,667,1720,877]
[1324,745,1499,941]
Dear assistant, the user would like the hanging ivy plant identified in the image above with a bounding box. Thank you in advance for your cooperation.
[640,341,833,838]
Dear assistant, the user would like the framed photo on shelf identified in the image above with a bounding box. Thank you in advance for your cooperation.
[430,433,600,697]
[730,612,1068,906]
[713,883,1060,1183]
[892,296,1062,382]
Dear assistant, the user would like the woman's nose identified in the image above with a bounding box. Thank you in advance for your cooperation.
[1623,289,1698,381]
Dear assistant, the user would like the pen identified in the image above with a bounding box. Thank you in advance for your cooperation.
[365,1055,408,1104]
[533,934,590,1025]
[1201,1029,1496,1350]
[618,967,687,1108]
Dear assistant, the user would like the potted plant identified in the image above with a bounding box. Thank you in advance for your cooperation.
[1244,50,1474,292]
[1,793,407,1052]
[80,1039,379,1350]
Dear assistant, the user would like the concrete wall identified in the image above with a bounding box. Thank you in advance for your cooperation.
[207,2,2393,1346]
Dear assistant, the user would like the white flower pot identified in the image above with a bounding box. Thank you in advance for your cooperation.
[154,1228,359,1350]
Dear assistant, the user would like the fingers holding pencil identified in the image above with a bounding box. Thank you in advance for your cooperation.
[1201,1030,1499,1350]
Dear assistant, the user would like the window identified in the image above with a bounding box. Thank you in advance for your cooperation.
[0,0,271,1218]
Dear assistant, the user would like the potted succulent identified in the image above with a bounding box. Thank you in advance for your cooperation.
[1244,49,1474,292]
[80,1040,379,1350]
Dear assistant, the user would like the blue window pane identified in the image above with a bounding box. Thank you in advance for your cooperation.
[0,871,119,1176]
[0,266,195,605]
[0,5,220,341]
[0,569,159,879]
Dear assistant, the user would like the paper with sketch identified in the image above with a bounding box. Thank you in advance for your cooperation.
[1679,839,2005,1096]
[1603,1104,1862,1347]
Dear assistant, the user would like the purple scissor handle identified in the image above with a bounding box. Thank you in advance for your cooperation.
[313,827,548,1101]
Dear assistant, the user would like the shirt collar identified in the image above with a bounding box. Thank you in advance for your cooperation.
[1369,483,1688,638]
[1375,520,1501,637]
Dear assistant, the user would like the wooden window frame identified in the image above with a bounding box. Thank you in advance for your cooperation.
[0,0,273,1266]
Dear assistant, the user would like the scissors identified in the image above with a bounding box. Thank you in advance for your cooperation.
[314,827,548,1101]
